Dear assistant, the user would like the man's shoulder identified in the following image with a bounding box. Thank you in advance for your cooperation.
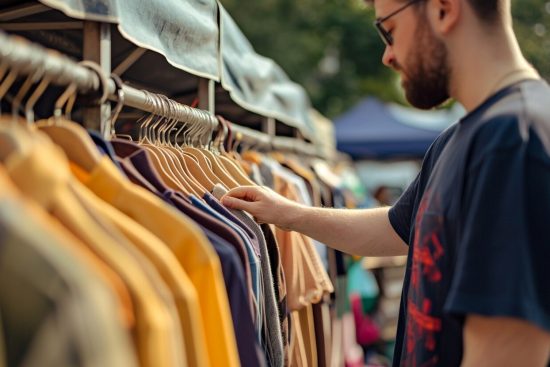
[470,79,550,159]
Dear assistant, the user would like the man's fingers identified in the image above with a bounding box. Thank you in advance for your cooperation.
[223,186,259,202]
[221,196,256,212]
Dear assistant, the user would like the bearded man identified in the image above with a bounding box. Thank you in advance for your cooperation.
[222,1,550,365]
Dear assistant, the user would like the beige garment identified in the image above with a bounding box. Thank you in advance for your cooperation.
[71,162,208,367]
[3,132,180,367]
[273,174,325,310]
[0,166,137,367]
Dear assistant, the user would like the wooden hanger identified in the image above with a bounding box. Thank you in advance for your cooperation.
[156,114,205,196]
[180,109,230,189]
[139,111,195,195]
[163,117,215,192]
[36,83,102,172]
[214,116,256,186]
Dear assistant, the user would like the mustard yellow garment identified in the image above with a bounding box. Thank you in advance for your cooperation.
[44,204,137,332]
[75,156,240,367]
[3,131,180,367]
[71,162,209,367]
[69,177,187,367]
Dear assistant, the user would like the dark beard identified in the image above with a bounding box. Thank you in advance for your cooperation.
[394,17,451,109]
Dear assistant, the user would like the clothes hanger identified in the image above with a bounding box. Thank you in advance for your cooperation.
[107,73,125,140]
[159,98,209,195]
[181,107,227,187]
[168,107,216,192]
[186,109,240,189]
[37,61,107,172]
[0,65,35,161]
[155,96,204,197]
[138,92,193,195]
[214,116,257,186]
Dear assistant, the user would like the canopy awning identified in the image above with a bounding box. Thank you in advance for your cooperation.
[0,0,315,140]
[335,97,451,160]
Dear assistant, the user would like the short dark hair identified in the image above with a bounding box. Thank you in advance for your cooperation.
[366,0,503,23]
[467,0,502,23]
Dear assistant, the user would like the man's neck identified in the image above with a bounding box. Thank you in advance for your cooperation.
[449,27,539,112]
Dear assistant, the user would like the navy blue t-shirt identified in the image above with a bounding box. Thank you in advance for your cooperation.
[389,79,550,366]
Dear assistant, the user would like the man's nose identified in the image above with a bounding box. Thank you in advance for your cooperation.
[382,46,395,68]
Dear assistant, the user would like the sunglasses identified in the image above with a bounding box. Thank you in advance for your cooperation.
[374,0,424,46]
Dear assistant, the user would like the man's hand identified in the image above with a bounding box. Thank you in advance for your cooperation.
[222,185,408,257]
[461,315,550,367]
[221,186,304,230]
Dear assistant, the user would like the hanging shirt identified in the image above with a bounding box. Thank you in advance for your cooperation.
[189,195,263,340]
[4,136,180,367]
[71,164,209,367]
[62,154,240,367]
[389,79,550,367]
[0,172,137,367]
[211,185,285,367]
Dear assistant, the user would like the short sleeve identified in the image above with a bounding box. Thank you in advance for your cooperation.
[388,124,459,246]
[388,173,420,245]
[445,143,550,332]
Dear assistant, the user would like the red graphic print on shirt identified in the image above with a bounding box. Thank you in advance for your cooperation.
[402,189,444,367]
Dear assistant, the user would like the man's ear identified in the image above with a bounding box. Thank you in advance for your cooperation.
[428,0,461,35]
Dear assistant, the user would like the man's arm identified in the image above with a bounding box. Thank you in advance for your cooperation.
[221,186,408,257]
[461,315,550,367]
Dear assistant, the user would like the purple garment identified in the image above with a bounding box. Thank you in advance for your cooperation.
[203,193,261,259]
[202,228,266,367]
[111,139,168,194]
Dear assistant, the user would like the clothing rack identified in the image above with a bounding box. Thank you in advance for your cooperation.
[0,31,324,158]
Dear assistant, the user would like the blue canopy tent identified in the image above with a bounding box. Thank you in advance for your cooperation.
[335,97,450,160]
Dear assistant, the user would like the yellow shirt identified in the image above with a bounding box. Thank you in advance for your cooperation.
[76,156,240,367]
[71,163,209,367]
[4,134,180,367]
[70,179,187,367]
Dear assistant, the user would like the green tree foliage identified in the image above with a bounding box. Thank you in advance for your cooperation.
[222,0,550,118]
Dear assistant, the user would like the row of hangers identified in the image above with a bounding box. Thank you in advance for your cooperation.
[0,58,277,200]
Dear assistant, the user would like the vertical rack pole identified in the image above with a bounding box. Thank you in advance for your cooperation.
[83,21,111,136]
[262,117,275,136]
[262,117,275,150]
[198,78,215,114]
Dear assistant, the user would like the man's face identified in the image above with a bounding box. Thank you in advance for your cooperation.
[375,1,451,109]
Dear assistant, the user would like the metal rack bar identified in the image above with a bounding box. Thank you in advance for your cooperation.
[0,31,324,157]
[0,3,50,22]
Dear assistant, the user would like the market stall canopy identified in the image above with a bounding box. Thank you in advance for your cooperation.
[40,0,220,80]
[0,0,315,140]
[335,97,457,160]
[218,4,314,140]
